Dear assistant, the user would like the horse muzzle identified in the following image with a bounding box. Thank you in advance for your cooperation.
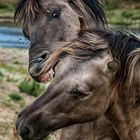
[29,51,54,82]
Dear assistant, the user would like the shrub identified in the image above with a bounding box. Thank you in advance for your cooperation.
[8,93,24,101]
[0,70,4,80]
[105,0,120,10]
[18,79,45,97]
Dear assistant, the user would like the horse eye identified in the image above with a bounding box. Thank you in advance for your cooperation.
[52,10,61,18]
[70,88,89,99]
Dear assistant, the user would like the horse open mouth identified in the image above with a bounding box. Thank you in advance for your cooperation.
[39,59,59,83]
[29,62,55,83]
[39,69,54,83]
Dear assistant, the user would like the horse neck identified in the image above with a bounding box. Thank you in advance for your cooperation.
[93,115,120,140]
[60,118,119,140]
[60,123,95,140]
[106,32,140,140]
[105,91,140,140]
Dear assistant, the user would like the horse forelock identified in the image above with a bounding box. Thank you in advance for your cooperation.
[14,0,39,23]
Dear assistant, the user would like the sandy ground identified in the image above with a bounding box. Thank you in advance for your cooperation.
[0,48,33,140]
[0,48,60,140]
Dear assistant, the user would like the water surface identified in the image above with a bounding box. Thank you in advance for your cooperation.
[0,26,29,48]
[0,26,139,49]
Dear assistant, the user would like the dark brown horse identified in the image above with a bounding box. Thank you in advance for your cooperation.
[16,28,140,140]
[14,0,107,81]
[14,0,119,140]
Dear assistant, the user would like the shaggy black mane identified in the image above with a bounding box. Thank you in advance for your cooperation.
[83,0,106,25]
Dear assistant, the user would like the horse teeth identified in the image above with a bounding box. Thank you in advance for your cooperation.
[40,69,54,82]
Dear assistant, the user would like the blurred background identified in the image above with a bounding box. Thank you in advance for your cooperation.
[0,0,140,140]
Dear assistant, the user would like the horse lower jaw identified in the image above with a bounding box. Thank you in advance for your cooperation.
[29,64,54,83]
[39,69,54,83]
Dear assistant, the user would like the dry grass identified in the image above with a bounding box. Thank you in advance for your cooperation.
[0,0,17,5]
[0,48,61,140]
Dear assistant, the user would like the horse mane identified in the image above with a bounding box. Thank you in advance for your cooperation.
[82,0,107,26]
[14,0,39,22]
[90,29,140,94]
[14,0,107,26]
[41,28,140,94]
[40,29,109,74]
[108,32,140,92]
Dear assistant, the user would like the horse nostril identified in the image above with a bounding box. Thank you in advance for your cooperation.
[39,51,50,61]
[36,57,44,63]
[29,51,50,78]
[20,126,31,138]
[30,52,50,66]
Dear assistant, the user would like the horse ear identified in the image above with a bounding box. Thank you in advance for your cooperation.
[107,59,120,73]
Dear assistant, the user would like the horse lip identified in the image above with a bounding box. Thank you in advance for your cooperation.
[29,57,58,82]
[29,62,44,77]
[39,69,54,82]
[29,65,54,83]
[29,65,41,77]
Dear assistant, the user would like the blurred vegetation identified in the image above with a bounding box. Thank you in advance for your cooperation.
[105,0,140,29]
[0,57,45,97]
[18,79,45,97]
[8,92,24,101]
[0,0,17,17]
[0,48,52,140]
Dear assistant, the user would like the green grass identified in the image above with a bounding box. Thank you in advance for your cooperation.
[0,70,4,80]
[0,62,28,84]
[0,4,14,11]
[8,93,23,101]
[0,91,25,109]
[106,9,140,29]
[0,63,27,74]
[0,3,15,18]
[18,79,45,97]
[0,96,16,109]
[8,92,25,108]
